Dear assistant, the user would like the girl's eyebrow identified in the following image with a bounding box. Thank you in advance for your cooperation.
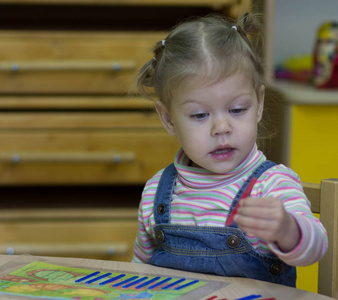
[180,99,204,106]
[182,93,252,105]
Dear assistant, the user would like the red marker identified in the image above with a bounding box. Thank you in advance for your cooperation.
[226,177,258,226]
[205,296,218,300]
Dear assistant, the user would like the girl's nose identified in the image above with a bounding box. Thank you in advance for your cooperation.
[211,116,232,136]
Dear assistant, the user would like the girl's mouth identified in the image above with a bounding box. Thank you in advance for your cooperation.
[210,147,235,160]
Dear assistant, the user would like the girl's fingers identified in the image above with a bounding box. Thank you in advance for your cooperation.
[235,214,275,229]
[234,215,282,241]
[239,197,278,207]
[238,197,285,219]
[237,206,276,219]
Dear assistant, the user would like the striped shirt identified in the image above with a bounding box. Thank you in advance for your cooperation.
[132,145,328,266]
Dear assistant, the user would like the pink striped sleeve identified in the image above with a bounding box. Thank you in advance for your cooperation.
[132,169,164,263]
[268,214,327,266]
[255,165,328,266]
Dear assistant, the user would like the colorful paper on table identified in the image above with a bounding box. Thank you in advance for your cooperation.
[0,261,229,300]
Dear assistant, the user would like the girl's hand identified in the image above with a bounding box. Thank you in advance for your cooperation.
[233,197,301,253]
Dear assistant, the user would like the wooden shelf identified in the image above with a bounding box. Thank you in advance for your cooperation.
[0,0,237,7]
[0,0,245,262]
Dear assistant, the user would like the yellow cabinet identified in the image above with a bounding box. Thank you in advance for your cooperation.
[272,81,338,184]
[270,81,338,293]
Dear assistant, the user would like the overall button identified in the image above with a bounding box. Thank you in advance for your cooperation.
[270,262,283,275]
[156,230,165,243]
[157,204,166,215]
[226,235,240,248]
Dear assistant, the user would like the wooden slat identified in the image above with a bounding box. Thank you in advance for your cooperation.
[0,0,236,7]
[303,178,338,297]
[0,112,161,129]
[0,151,136,164]
[302,182,320,213]
[0,96,155,110]
[262,0,275,84]
[0,243,129,257]
[0,208,139,261]
[0,131,179,185]
[0,60,136,72]
[302,179,338,297]
[0,31,165,94]
[0,208,138,221]
[318,179,338,297]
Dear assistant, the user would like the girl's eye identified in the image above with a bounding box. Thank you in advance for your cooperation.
[230,108,246,114]
[191,113,208,120]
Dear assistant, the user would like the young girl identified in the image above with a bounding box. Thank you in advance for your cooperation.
[131,13,328,287]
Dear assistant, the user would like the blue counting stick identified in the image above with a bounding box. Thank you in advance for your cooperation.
[99,274,125,286]
[75,271,100,283]
[112,276,139,287]
[235,295,262,300]
[86,272,112,284]
[174,279,199,290]
[148,277,172,289]
[122,277,148,288]
[162,278,186,290]
[135,276,161,289]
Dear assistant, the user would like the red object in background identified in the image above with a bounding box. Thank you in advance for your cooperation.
[313,21,338,88]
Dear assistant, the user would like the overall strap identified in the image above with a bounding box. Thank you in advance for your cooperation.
[228,160,277,226]
[153,163,177,224]
[242,160,277,195]
[154,160,277,225]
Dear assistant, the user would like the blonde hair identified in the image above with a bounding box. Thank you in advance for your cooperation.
[134,13,264,109]
[133,13,270,148]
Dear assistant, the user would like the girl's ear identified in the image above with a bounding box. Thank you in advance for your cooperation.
[257,85,265,122]
[155,100,176,136]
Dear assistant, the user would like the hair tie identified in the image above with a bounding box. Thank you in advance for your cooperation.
[161,40,166,47]
[231,26,237,31]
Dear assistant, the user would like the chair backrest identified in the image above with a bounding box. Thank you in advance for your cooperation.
[302,178,338,298]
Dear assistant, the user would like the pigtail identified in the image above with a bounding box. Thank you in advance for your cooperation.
[235,12,264,56]
[138,59,156,88]
[129,41,159,99]
[129,59,154,100]
[242,13,261,35]
[230,12,264,79]
[130,40,167,100]
[153,40,166,59]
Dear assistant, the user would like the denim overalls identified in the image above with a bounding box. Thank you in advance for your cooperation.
[147,161,296,287]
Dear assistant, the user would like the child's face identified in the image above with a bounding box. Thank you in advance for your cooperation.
[156,71,265,174]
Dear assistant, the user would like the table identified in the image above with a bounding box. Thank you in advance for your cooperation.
[0,255,334,300]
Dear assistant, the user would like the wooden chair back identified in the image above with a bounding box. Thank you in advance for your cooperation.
[302,179,338,298]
